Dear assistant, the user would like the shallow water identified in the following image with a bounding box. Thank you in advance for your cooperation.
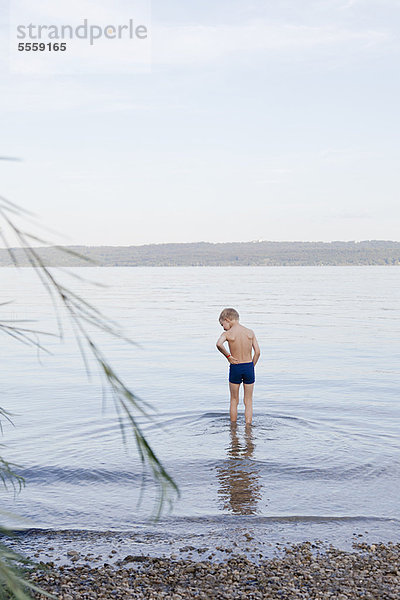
[1,266,399,556]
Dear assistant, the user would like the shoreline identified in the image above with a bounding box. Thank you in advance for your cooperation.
[26,541,400,599]
[5,518,400,568]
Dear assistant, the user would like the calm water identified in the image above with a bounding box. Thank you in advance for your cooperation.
[1,266,399,559]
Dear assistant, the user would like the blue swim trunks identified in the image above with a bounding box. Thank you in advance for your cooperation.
[229,361,255,384]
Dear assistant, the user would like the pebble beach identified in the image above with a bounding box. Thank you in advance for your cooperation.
[27,542,400,599]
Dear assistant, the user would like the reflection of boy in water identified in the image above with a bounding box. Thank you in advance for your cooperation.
[217,423,262,515]
[216,308,260,425]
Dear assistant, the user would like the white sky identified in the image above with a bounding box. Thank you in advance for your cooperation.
[1,0,400,246]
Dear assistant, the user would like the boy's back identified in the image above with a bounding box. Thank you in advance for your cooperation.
[225,323,254,363]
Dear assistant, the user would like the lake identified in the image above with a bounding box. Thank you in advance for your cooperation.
[1,266,399,561]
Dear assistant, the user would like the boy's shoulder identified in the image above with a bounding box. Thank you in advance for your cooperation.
[238,323,255,336]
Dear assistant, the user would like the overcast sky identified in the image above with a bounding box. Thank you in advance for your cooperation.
[1,0,399,246]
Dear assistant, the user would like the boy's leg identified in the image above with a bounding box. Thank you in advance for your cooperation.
[243,383,254,425]
[229,382,240,422]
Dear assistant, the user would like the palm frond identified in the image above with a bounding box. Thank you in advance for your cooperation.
[0,458,25,495]
[0,180,179,599]
[0,193,178,509]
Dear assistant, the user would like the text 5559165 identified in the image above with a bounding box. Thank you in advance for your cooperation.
[18,43,67,51]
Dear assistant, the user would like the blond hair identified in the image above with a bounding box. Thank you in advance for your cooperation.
[219,307,239,322]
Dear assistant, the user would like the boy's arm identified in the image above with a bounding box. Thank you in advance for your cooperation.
[216,333,238,363]
[216,332,229,357]
[252,333,261,366]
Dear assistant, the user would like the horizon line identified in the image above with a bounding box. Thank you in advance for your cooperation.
[2,238,400,250]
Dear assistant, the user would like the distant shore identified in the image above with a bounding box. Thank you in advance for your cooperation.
[27,541,400,599]
[1,240,400,267]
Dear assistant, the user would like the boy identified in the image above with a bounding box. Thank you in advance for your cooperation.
[216,308,260,425]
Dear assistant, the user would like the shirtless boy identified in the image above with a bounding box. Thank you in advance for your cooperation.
[216,308,260,425]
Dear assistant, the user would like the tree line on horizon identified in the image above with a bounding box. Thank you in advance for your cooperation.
[1,240,400,267]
